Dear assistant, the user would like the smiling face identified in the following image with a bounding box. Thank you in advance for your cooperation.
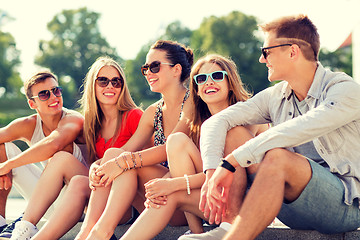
[196,62,229,114]
[144,49,175,93]
[95,65,122,107]
[259,31,292,82]
[29,77,63,114]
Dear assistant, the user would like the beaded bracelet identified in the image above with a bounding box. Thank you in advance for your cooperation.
[138,152,143,168]
[130,152,137,168]
[184,174,191,195]
[122,155,131,170]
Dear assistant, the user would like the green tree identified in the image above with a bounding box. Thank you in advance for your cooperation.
[319,46,352,76]
[191,11,268,94]
[35,7,121,107]
[161,21,192,46]
[0,10,22,97]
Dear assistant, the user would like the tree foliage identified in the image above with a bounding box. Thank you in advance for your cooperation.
[35,7,121,107]
[0,10,22,97]
[319,46,352,76]
[191,11,269,94]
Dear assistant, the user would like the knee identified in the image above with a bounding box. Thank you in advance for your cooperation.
[259,148,290,174]
[47,151,76,167]
[67,175,90,197]
[167,132,191,154]
[102,148,124,164]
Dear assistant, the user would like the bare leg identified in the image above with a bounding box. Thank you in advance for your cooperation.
[0,144,11,219]
[22,151,88,226]
[121,189,204,240]
[167,133,203,233]
[32,175,90,240]
[83,148,169,240]
[224,149,311,240]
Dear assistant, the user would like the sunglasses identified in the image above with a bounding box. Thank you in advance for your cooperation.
[261,44,292,59]
[32,86,63,101]
[96,77,123,88]
[141,61,174,76]
[193,71,228,85]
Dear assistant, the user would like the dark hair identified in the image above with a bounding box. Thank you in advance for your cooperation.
[259,14,320,61]
[24,71,58,99]
[151,40,194,83]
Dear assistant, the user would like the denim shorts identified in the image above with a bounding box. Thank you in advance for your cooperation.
[248,158,360,234]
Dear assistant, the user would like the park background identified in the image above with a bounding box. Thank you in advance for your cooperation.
[0,0,359,206]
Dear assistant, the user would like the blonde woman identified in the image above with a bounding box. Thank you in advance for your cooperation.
[30,56,143,240]
[76,40,194,240]
[120,54,267,240]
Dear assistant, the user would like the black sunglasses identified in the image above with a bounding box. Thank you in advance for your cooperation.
[193,71,228,85]
[96,77,123,88]
[32,86,63,101]
[261,44,292,59]
[141,61,174,76]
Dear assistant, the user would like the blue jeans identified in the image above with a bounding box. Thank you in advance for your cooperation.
[248,159,360,234]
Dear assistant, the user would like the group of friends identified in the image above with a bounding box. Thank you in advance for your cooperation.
[0,14,360,240]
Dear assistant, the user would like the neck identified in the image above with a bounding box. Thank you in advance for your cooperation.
[100,104,120,122]
[161,83,187,107]
[288,61,318,101]
[37,109,63,132]
[207,101,229,115]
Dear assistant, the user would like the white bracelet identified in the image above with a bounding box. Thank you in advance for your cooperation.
[184,174,191,195]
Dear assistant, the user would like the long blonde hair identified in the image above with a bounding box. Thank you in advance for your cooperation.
[189,54,252,145]
[79,56,138,163]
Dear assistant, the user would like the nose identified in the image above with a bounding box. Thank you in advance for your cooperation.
[259,54,266,63]
[205,76,214,85]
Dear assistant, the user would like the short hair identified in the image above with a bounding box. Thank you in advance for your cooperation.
[24,71,58,99]
[259,14,320,61]
[151,40,194,83]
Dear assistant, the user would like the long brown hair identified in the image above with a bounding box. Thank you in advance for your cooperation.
[79,56,138,163]
[189,54,251,145]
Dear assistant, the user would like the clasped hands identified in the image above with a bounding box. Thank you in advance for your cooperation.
[89,150,127,190]
[144,178,175,209]
[0,162,12,191]
[199,167,234,225]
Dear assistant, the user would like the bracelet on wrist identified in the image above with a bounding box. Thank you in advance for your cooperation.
[219,158,236,173]
[184,174,191,195]
[115,157,125,171]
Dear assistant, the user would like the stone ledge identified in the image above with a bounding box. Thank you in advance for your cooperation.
[56,222,360,240]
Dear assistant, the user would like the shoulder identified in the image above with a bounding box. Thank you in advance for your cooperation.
[59,108,84,129]
[2,114,37,140]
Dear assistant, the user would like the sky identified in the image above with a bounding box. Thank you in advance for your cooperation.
[1,0,360,80]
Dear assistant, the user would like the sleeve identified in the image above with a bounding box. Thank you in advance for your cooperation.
[125,109,143,135]
[200,88,272,171]
[232,79,360,168]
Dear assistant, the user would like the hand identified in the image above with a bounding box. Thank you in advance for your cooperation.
[89,160,102,190]
[95,158,124,187]
[199,169,219,224]
[144,196,168,209]
[0,173,12,191]
[206,167,234,224]
[144,178,174,199]
[0,162,11,176]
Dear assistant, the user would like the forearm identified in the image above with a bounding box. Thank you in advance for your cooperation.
[6,141,62,169]
[171,173,206,192]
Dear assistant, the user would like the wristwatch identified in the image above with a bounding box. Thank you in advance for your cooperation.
[219,158,236,172]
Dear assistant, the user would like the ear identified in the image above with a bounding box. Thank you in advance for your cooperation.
[28,98,37,110]
[290,44,301,59]
[173,63,182,78]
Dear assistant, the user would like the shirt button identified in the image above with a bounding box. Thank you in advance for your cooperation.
[247,160,251,165]
[288,112,292,116]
